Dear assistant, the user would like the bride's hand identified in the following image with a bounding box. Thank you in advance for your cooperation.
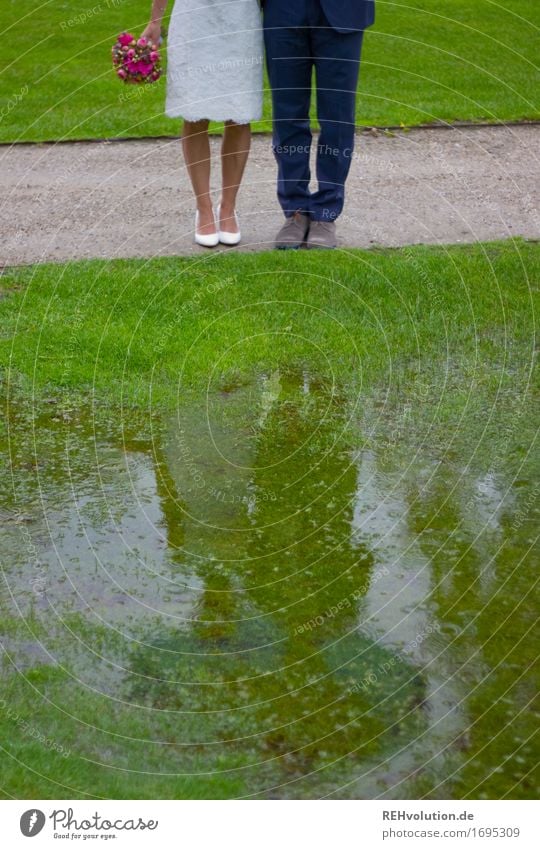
[140,21,161,47]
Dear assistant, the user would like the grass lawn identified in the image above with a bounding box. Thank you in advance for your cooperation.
[1,1,538,143]
[0,240,537,408]
[0,241,538,799]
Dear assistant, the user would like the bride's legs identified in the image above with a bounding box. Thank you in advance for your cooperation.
[219,120,251,233]
[182,119,216,235]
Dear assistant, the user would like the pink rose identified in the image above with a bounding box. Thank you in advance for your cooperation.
[139,62,154,77]
[118,32,134,47]
[117,69,127,79]
[127,48,135,58]
[137,37,148,47]
[151,71,160,81]
[149,51,158,62]
[126,60,138,74]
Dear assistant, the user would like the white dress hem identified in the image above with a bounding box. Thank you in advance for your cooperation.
[165,0,263,124]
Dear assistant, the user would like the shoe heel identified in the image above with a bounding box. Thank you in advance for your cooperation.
[216,203,241,246]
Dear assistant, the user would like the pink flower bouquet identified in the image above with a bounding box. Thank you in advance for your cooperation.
[112,32,162,84]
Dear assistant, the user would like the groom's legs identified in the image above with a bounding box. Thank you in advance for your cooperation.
[264,16,313,216]
[311,21,364,221]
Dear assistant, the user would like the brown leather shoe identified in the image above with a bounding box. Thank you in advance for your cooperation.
[274,212,310,250]
[306,220,337,249]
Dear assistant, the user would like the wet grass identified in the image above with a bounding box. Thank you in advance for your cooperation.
[1,0,538,143]
[0,656,250,799]
[0,363,538,799]
[0,240,538,799]
[0,240,537,410]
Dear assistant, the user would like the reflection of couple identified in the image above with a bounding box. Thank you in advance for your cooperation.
[136,372,430,777]
[142,0,375,248]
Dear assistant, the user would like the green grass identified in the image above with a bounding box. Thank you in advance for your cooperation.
[0,656,250,798]
[0,1,538,143]
[1,241,538,799]
[0,240,537,409]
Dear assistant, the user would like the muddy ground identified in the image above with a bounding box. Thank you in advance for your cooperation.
[1,124,538,265]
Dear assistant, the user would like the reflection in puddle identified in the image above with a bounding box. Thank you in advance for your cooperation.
[1,370,538,798]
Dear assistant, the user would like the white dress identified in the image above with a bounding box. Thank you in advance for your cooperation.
[166,0,264,123]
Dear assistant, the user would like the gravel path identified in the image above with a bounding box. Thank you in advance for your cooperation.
[2,124,538,265]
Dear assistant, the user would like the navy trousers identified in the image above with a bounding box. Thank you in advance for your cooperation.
[264,0,364,221]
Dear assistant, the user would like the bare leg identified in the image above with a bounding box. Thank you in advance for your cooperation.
[182,119,216,235]
[219,121,251,233]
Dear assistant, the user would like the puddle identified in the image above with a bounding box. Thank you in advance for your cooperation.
[1,369,538,798]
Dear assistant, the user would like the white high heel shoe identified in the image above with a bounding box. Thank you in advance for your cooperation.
[216,203,241,246]
[195,210,219,248]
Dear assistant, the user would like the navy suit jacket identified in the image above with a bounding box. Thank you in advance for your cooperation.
[263,1,375,32]
[321,0,375,32]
